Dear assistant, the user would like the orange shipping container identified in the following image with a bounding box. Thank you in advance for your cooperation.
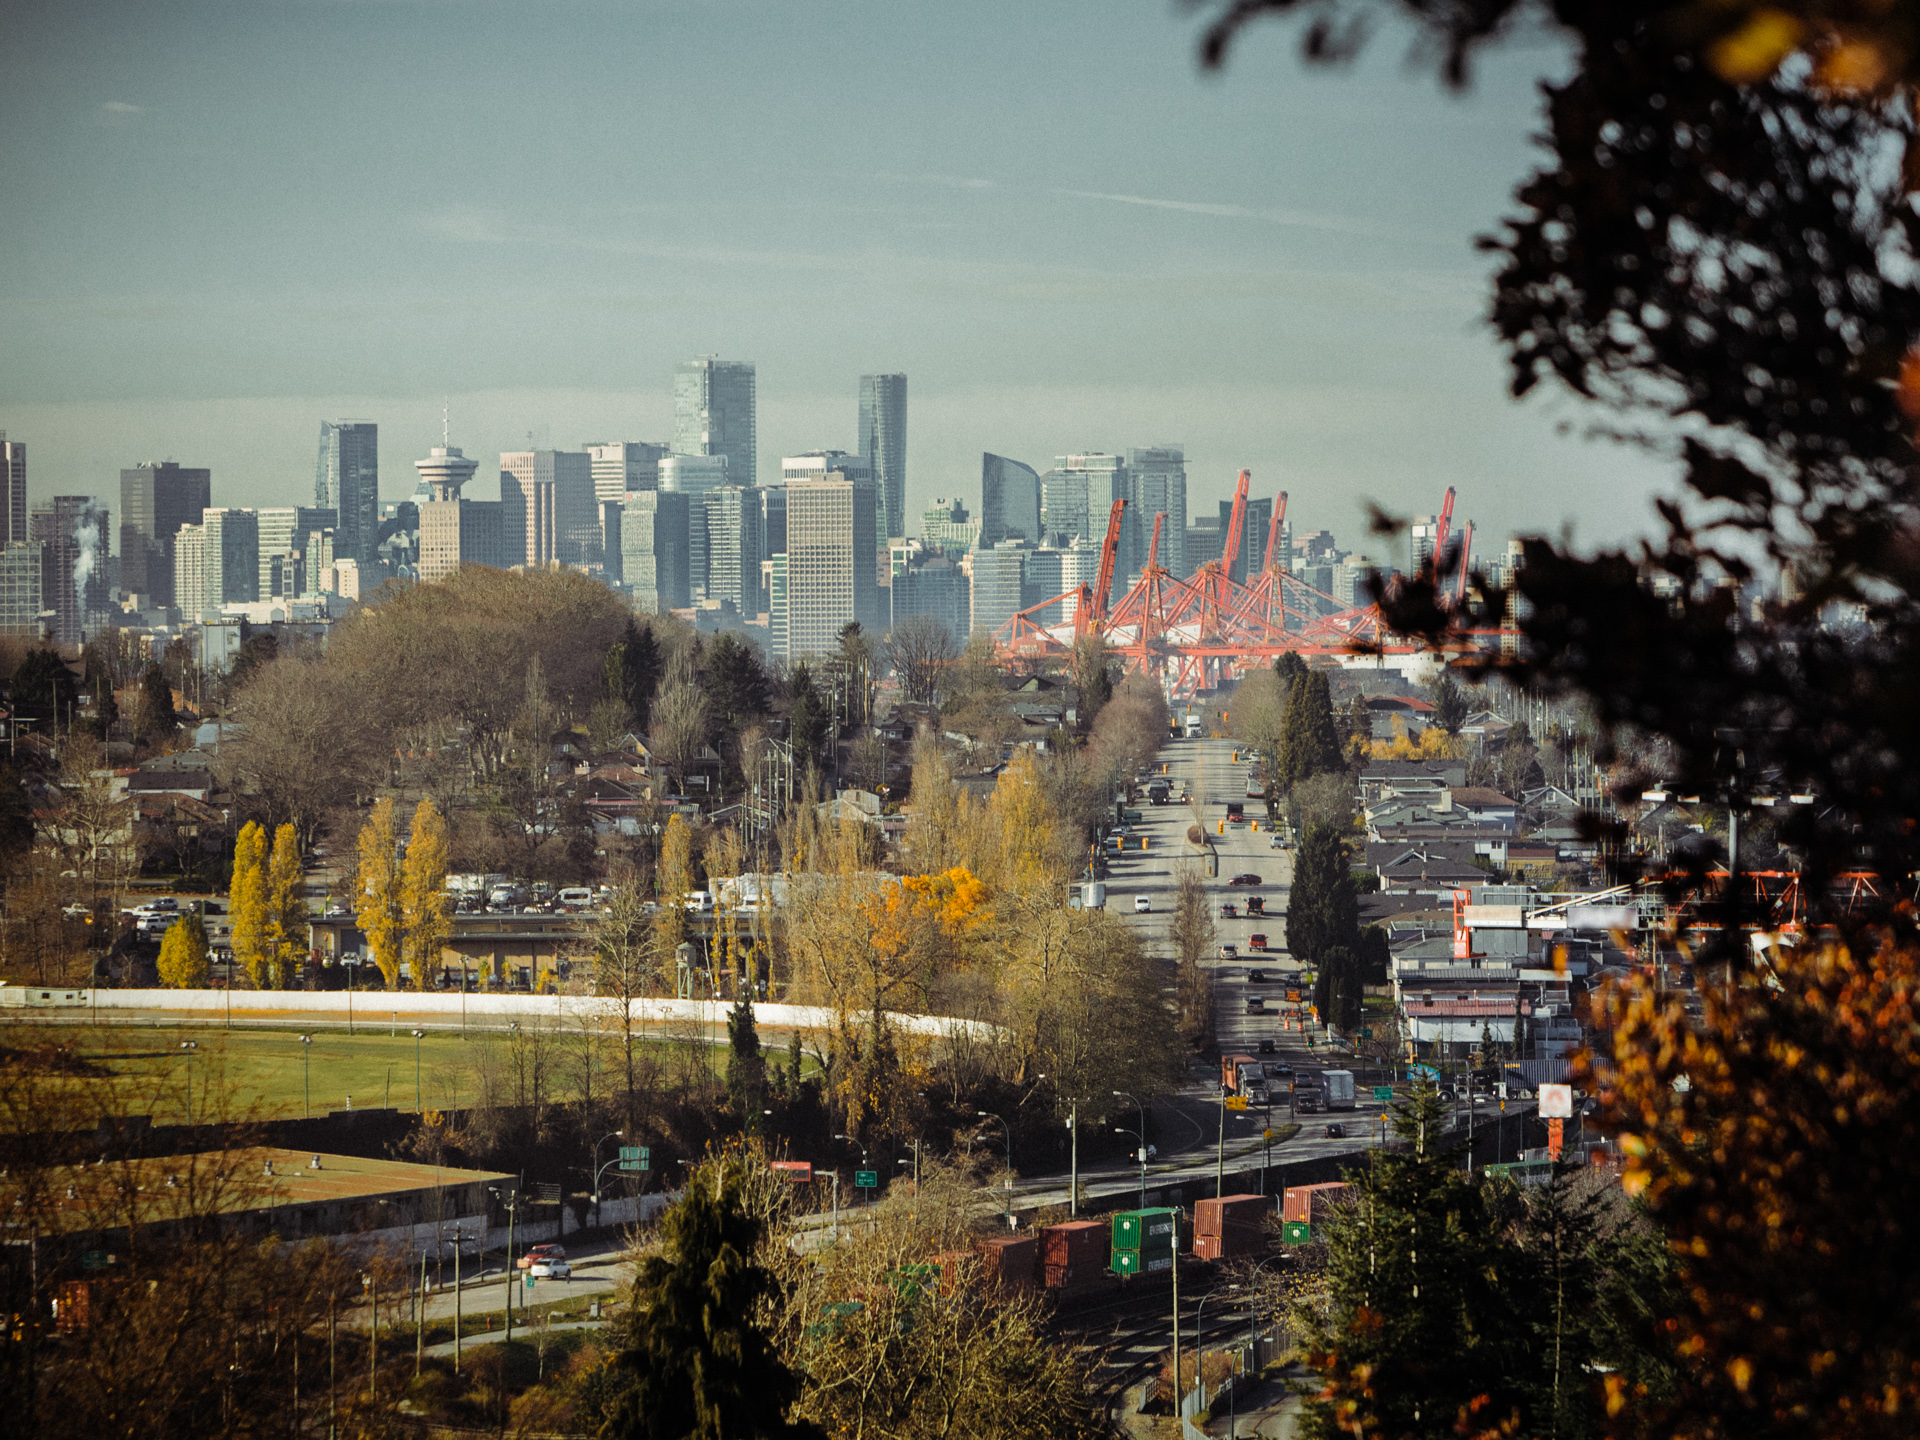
[1195,1194,1270,1237]
[1282,1182,1355,1225]
[975,1234,1038,1292]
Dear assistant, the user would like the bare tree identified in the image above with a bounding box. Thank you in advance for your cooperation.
[594,882,664,1133]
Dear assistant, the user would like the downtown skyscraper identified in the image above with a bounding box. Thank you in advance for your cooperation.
[858,373,907,541]
[673,359,756,488]
[315,420,379,565]
[120,460,211,609]
[0,433,24,546]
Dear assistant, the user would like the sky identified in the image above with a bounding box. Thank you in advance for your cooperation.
[0,0,1674,566]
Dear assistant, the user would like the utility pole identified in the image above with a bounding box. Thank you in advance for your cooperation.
[1170,1241,1181,1417]
[1216,1085,1227,1199]
[1068,1099,1079,1217]
[453,1230,463,1375]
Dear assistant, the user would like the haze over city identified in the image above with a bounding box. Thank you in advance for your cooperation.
[3,0,1672,554]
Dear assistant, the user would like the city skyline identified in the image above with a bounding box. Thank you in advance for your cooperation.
[3,0,1673,553]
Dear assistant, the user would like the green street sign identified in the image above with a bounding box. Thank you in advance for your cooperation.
[1373,1086,1394,1102]
[855,1170,879,1189]
[1359,1028,1374,1039]
[524,1274,535,1288]
[80,1250,111,1272]
[619,1145,651,1172]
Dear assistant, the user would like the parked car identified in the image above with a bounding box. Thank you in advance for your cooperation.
[1324,1123,1347,1139]
[1218,902,1238,919]
[529,1259,572,1280]
[1134,895,1151,913]
[1249,933,1268,951]
[1218,943,1239,960]
[1228,873,1262,887]
[517,1244,565,1270]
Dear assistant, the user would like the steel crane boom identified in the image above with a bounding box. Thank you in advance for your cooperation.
[1454,521,1473,605]
[1091,497,1127,620]
[1222,469,1251,576]
[1147,511,1165,572]
[1433,486,1456,574]
[1263,490,1288,572]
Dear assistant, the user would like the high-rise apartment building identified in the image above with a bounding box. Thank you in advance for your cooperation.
[858,373,907,541]
[29,497,110,646]
[584,441,670,503]
[674,359,756,488]
[120,461,211,608]
[1048,454,1127,576]
[980,454,1042,547]
[766,554,789,658]
[659,454,731,598]
[415,444,504,582]
[316,421,379,565]
[622,491,692,613]
[257,506,337,598]
[499,450,598,570]
[702,486,762,615]
[1126,448,1187,581]
[0,434,25,546]
[0,541,42,637]
[197,509,259,615]
[780,475,878,660]
[172,525,208,620]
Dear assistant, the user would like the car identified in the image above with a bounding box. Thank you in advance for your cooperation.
[1134,895,1151,913]
[1245,996,1266,1013]
[1218,943,1239,959]
[1257,1037,1276,1054]
[1218,902,1238,919]
[1269,1062,1293,1076]
[1246,896,1265,915]
[1246,968,1267,983]
[1270,833,1286,848]
[529,1259,572,1280]
[63,902,92,919]
[517,1244,566,1270]
[1249,933,1268,952]
[1324,1123,1347,1139]
[1228,873,1262,887]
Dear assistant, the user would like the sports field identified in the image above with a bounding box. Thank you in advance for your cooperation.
[6,1020,744,1126]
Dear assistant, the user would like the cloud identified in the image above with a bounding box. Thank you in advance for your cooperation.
[872,171,996,191]
[1052,188,1409,241]
[100,101,146,119]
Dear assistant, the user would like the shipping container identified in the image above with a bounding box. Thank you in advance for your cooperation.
[1195,1194,1270,1237]
[1111,1207,1180,1254]
[1192,1227,1263,1262]
[974,1234,1038,1292]
[1040,1220,1109,1289]
[1282,1182,1355,1226]
[1112,1249,1175,1277]
[1281,1220,1314,1245]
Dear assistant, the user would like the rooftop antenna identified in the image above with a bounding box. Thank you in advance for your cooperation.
[442,400,449,448]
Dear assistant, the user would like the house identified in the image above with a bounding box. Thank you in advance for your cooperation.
[1445,786,1519,827]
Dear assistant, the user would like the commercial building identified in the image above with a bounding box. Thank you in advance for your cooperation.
[980,454,1042,546]
[969,541,1028,637]
[257,506,337,598]
[659,454,732,599]
[120,461,211,609]
[1222,495,1273,584]
[921,497,979,560]
[781,475,878,660]
[584,441,670,503]
[499,450,598,570]
[0,541,43,637]
[0,433,24,546]
[174,509,258,619]
[1023,543,1101,627]
[674,358,757,488]
[315,421,379,565]
[703,485,762,615]
[622,490,692,612]
[1040,468,1091,546]
[1186,516,1224,575]
[414,444,505,582]
[29,497,109,646]
[890,553,970,644]
[858,373,908,541]
[1126,448,1187,581]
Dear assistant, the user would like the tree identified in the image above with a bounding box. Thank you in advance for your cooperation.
[1278,670,1343,789]
[705,631,772,760]
[1170,869,1216,1048]
[221,655,380,850]
[602,1151,823,1440]
[887,613,958,706]
[1432,672,1470,735]
[1287,821,1359,969]
[651,646,710,790]
[354,797,403,987]
[11,648,78,730]
[156,912,210,988]
[131,662,175,745]
[726,990,768,1131]
[786,663,830,780]
[596,881,664,1129]
[1357,922,1392,986]
[401,797,450,989]
[0,761,32,875]
[263,822,306,988]
[1314,945,1362,1033]
[229,821,270,987]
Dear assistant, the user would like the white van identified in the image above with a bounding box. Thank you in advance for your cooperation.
[556,887,594,910]
[683,891,715,914]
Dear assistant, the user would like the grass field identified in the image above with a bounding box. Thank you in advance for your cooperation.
[6,1021,759,1126]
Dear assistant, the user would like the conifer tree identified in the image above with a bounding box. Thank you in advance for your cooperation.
[229,821,270,987]
[1287,821,1359,968]
[157,912,211,989]
[400,797,450,989]
[264,822,306,988]
[727,989,768,1132]
[602,1152,823,1440]
[134,661,175,743]
[354,797,403,987]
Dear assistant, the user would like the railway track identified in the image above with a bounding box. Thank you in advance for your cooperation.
[1050,1275,1271,1425]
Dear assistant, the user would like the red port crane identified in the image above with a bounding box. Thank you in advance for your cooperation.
[1262,490,1288,572]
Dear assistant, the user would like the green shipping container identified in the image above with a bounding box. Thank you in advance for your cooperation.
[1111,1208,1180,1254]
[1282,1221,1314,1245]
[1112,1250,1175,1277]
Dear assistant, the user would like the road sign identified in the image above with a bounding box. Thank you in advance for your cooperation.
[770,1160,814,1183]
[619,1145,650,1172]
[524,1274,536,1289]
[1539,1084,1574,1119]
[536,1183,562,1204]
[855,1170,878,1189]
[1262,1128,1275,1141]
[1359,1028,1374,1039]
[1225,1096,1250,1111]
[1372,1086,1394,1102]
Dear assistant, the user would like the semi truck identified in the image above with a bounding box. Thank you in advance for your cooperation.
[1321,1069,1357,1111]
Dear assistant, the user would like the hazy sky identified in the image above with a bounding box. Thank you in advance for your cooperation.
[1,0,1671,564]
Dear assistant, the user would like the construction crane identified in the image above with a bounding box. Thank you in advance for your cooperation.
[1221,470,1251,579]
[1262,491,1288,573]
[1091,497,1127,621]
[1453,522,1474,605]
[1432,486,1456,575]
[1146,511,1165,572]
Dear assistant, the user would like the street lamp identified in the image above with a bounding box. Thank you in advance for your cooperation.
[835,1134,869,1209]
[976,1112,1013,1224]
[487,1185,520,1351]
[299,1034,312,1118]
[180,1040,198,1125]
[1113,1089,1148,1208]
[410,1030,425,1112]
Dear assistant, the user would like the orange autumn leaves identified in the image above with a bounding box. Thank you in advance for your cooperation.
[859,866,989,978]
[1577,933,1920,1438]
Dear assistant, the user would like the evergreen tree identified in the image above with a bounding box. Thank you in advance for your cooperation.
[400,797,450,989]
[610,617,664,732]
[1277,669,1345,788]
[79,661,118,741]
[1274,651,1308,687]
[1433,673,1470,735]
[264,822,307,988]
[704,632,772,746]
[1315,945,1362,1032]
[157,913,211,989]
[1300,1082,1529,1440]
[787,664,831,778]
[1357,924,1392,986]
[12,648,78,729]
[1287,821,1360,968]
[726,990,768,1132]
[0,761,32,874]
[229,821,270,987]
[133,662,175,743]
[602,1152,823,1440]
